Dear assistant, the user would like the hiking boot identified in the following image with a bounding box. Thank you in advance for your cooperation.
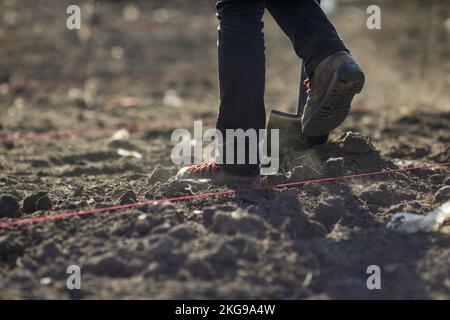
[176,161,260,187]
[302,51,365,136]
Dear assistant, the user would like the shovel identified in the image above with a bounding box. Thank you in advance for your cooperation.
[266,0,328,161]
[266,60,329,161]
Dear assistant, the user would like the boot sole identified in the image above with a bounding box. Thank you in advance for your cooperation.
[302,63,365,136]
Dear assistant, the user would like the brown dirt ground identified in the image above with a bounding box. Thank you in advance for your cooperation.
[0,0,449,299]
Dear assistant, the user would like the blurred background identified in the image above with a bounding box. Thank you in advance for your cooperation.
[0,0,448,135]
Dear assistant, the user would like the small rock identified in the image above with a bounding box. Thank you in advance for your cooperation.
[148,164,176,184]
[118,190,137,205]
[340,131,374,154]
[110,128,130,141]
[434,186,450,204]
[40,277,52,285]
[117,148,143,159]
[311,196,346,230]
[0,194,20,217]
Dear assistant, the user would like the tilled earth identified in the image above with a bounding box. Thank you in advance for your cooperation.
[0,0,449,299]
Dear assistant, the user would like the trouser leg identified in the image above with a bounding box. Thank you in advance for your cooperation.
[216,0,266,177]
[266,0,348,76]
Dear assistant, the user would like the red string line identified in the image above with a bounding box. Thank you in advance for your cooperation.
[1,161,448,229]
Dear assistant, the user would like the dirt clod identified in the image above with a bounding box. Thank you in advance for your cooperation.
[212,210,270,238]
[311,196,346,230]
[168,223,198,240]
[0,194,20,218]
[339,131,375,154]
[84,253,135,277]
[287,165,320,182]
[208,243,238,265]
[434,186,450,204]
[118,190,137,205]
[23,192,52,213]
[359,187,415,208]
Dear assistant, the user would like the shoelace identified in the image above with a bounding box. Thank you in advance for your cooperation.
[187,161,220,173]
[303,78,312,95]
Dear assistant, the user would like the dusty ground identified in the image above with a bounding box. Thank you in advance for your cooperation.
[0,0,449,299]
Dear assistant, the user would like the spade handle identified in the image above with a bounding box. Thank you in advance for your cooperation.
[297,0,321,116]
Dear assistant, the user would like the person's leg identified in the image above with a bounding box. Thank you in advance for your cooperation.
[176,0,265,185]
[266,0,347,76]
[266,0,365,136]
[215,0,266,177]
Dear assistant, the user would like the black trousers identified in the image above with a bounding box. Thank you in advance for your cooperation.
[216,0,348,177]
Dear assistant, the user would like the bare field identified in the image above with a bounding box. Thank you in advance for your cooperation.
[0,0,449,299]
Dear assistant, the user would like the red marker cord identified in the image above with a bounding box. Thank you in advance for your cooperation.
[1,161,448,229]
